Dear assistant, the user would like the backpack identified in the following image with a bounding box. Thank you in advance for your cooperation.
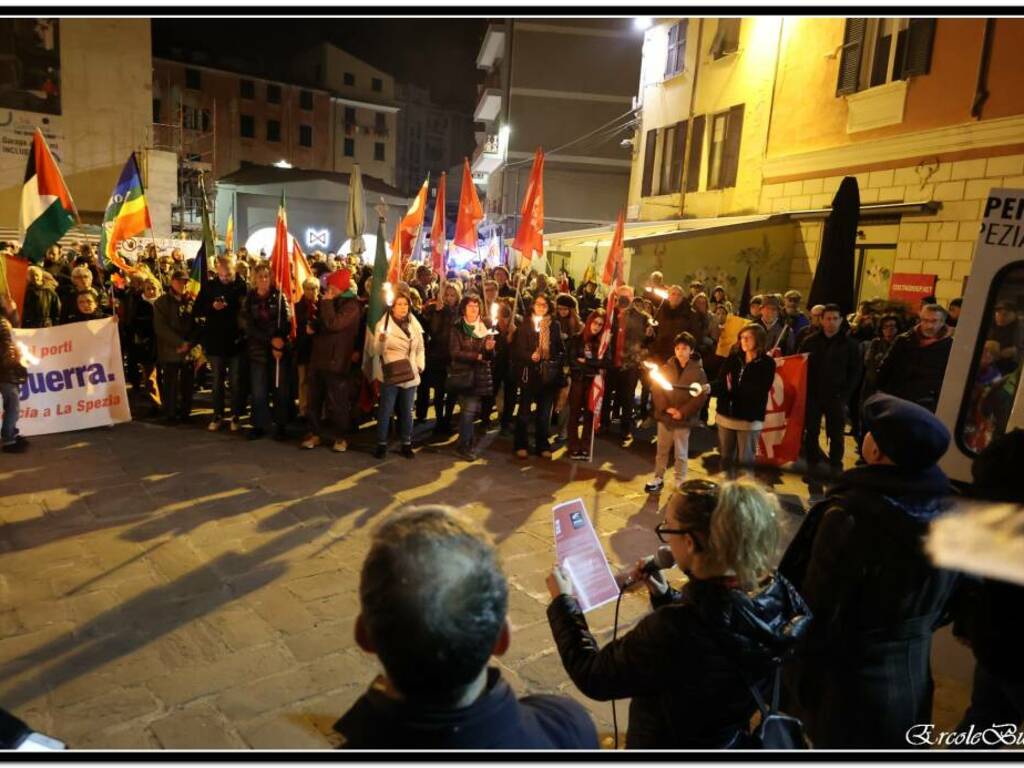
[740,665,809,749]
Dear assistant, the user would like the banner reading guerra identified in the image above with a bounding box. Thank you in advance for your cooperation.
[3,317,131,436]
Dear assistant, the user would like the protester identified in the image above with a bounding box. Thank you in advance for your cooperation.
[747,295,764,323]
[511,293,565,459]
[152,268,195,424]
[576,279,601,318]
[125,275,162,416]
[546,480,811,748]
[650,285,693,363]
[795,304,824,347]
[644,332,709,494]
[0,295,27,453]
[195,253,248,432]
[780,393,958,749]
[302,268,362,453]
[369,292,424,459]
[690,292,715,360]
[418,282,461,436]
[448,295,495,461]
[947,297,962,328]
[336,505,598,748]
[876,303,953,412]
[566,309,610,460]
[859,313,900,419]
[242,263,292,441]
[553,294,582,443]
[294,277,319,419]
[798,303,862,477]
[64,290,109,323]
[758,295,795,356]
[602,285,653,446]
[848,300,877,343]
[782,290,809,337]
[21,266,61,328]
[710,285,729,314]
[710,323,775,478]
[988,300,1023,375]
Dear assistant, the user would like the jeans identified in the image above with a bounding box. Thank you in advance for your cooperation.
[160,361,194,420]
[804,394,846,467]
[515,387,555,453]
[955,662,1024,748]
[655,423,691,488]
[208,353,244,420]
[1,382,19,444]
[307,368,350,440]
[718,425,760,478]
[377,384,415,445]
[457,395,482,451]
[249,356,290,431]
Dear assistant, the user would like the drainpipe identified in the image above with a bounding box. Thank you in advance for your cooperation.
[971,19,995,120]
[678,18,704,219]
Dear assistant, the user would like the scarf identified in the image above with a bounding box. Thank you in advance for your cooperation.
[460,317,489,339]
[536,315,551,360]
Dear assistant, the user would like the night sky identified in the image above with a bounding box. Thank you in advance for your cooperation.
[151,17,489,112]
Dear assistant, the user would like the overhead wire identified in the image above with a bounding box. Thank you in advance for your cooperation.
[501,106,641,169]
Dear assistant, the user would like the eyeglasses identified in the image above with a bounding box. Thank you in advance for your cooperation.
[654,521,698,545]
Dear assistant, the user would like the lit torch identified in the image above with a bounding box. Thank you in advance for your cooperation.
[653,288,669,300]
[643,360,673,391]
[16,341,39,367]
[383,281,395,330]
[532,314,541,333]
[489,301,500,334]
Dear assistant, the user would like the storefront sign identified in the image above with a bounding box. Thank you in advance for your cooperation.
[888,272,937,306]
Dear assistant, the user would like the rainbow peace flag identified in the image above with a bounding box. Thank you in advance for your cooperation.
[99,152,152,271]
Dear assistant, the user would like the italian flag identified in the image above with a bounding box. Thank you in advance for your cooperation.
[20,129,78,263]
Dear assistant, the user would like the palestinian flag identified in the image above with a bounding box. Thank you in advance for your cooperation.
[19,128,78,263]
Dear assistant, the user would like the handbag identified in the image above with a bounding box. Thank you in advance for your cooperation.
[382,357,416,386]
[740,665,809,749]
[446,368,474,393]
[540,359,564,387]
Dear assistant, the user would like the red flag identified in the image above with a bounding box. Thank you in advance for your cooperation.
[269,192,296,339]
[388,177,429,285]
[756,353,809,466]
[453,158,483,253]
[291,239,313,305]
[601,210,625,287]
[587,212,626,431]
[429,172,447,278]
[512,147,544,267]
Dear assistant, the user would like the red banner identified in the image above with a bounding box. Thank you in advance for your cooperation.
[888,272,936,306]
[756,353,808,466]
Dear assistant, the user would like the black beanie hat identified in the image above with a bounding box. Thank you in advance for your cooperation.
[555,293,578,311]
[862,393,950,470]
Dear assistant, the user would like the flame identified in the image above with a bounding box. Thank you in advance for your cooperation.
[653,288,669,300]
[490,301,499,326]
[383,281,394,306]
[16,341,39,367]
[643,360,672,391]
[532,315,541,333]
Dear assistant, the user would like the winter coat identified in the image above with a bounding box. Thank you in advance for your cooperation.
[510,318,566,393]
[21,284,61,328]
[294,297,317,365]
[242,288,292,365]
[798,328,862,403]
[651,300,697,361]
[779,463,958,749]
[423,303,457,364]
[609,305,654,370]
[759,318,796,357]
[152,291,195,364]
[875,325,953,412]
[368,313,425,389]
[651,355,709,429]
[309,295,362,375]
[860,336,895,401]
[0,317,24,385]
[710,351,776,424]
[547,573,811,749]
[334,668,598,749]
[194,275,247,357]
[567,332,611,382]
[449,322,494,397]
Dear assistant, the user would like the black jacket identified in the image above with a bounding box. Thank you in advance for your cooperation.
[548,574,810,749]
[567,332,611,381]
[798,328,862,402]
[449,325,494,397]
[710,351,775,423]
[510,318,566,393]
[334,668,598,749]
[875,326,953,412]
[779,463,958,749]
[21,284,61,328]
[194,275,247,357]
[242,288,292,364]
[651,299,697,361]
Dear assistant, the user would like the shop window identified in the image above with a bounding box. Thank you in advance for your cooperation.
[267,119,281,142]
[837,18,936,95]
[240,114,255,138]
[665,20,687,78]
[240,79,255,99]
[300,124,313,148]
[958,263,1024,455]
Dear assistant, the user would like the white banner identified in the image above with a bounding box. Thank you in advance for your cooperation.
[117,237,202,263]
[4,317,131,436]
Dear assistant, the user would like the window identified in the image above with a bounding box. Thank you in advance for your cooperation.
[266,119,281,142]
[152,98,161,123]
[374,142,385,162]
[957,263,1024,456]
[344,72,355,87]
[344,106,356,124]
[267,84,281,104]
[665,20,688,78]
[375,112,387,133]
[185,68,201,90]
[299,124,312,147]
[300,90,313,110]
[656,124,687,195]
[240,79,255,99]
[240,114,255,138]
[710,18,741,59]
[371,77,383,92]
[344,137,355,157]
[640,129,657,197]
[685,115,705,192]
[707,105,743,190]
[836,18,936,95]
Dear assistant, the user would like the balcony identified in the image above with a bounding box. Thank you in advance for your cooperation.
[471,131,503,177]
[476,24,507,71]
[474,87,502,123]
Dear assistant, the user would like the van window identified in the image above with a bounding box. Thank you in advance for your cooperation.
[958,262,1024,455]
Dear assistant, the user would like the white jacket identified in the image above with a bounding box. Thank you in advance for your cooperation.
[368,313,426,388]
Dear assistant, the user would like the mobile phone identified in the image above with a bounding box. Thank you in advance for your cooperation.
[16,732,67,751]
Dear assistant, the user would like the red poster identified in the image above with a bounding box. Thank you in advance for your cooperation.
[888,272,937,306]
[553,498,619,612]
[756,353,808,467]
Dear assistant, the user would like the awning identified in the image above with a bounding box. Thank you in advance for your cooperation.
[625,214,782,247]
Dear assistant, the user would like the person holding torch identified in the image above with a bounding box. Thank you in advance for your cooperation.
[510,294,565,459]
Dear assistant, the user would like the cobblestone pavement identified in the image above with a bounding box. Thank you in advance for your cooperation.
[0,415,972,749]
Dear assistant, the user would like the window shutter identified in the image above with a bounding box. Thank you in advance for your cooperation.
[665,24,678,78]
[685,115,705,193]
[641,129,657,197]
[720,105,744,188]
[671,119,687,192]
[836,18,867,95]
[901,18,936,78]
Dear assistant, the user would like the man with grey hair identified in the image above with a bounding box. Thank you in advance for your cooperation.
[876,303,952,412]
[335,505,598,749]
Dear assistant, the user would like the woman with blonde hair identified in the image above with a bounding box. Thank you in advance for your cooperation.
[546,479,810,749]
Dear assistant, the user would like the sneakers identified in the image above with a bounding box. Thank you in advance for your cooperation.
[400,444,415,459]
[300,434,321,450]
[332,439,348,453]
[644,477,665,494]
[208,418,224,432]
[2,439,28,453]
[229,418,241,433]
[373,444,387,459]
[569,450,589,461]
[516,448,529,459]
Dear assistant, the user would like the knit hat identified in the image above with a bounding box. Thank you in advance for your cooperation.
[170,268,189,282]
[862,393,950,470]
[325,268,351,294]
[555,293,578,311]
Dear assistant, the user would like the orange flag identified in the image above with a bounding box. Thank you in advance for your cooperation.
[453,158,483,253]
[291,239,313,305]
[430,172,447,278]
[387,177,429,285]
[511,147,544,267]
[269,191,297,339]
[601,209,625,287]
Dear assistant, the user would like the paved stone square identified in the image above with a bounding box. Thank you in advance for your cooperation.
[0,417,972,749]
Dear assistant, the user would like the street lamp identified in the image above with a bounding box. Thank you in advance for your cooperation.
[274,159,293,169]
[633,17,653,32]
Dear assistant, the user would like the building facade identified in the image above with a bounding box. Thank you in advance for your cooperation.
[395,82,476,197]
[472,19,643,252]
